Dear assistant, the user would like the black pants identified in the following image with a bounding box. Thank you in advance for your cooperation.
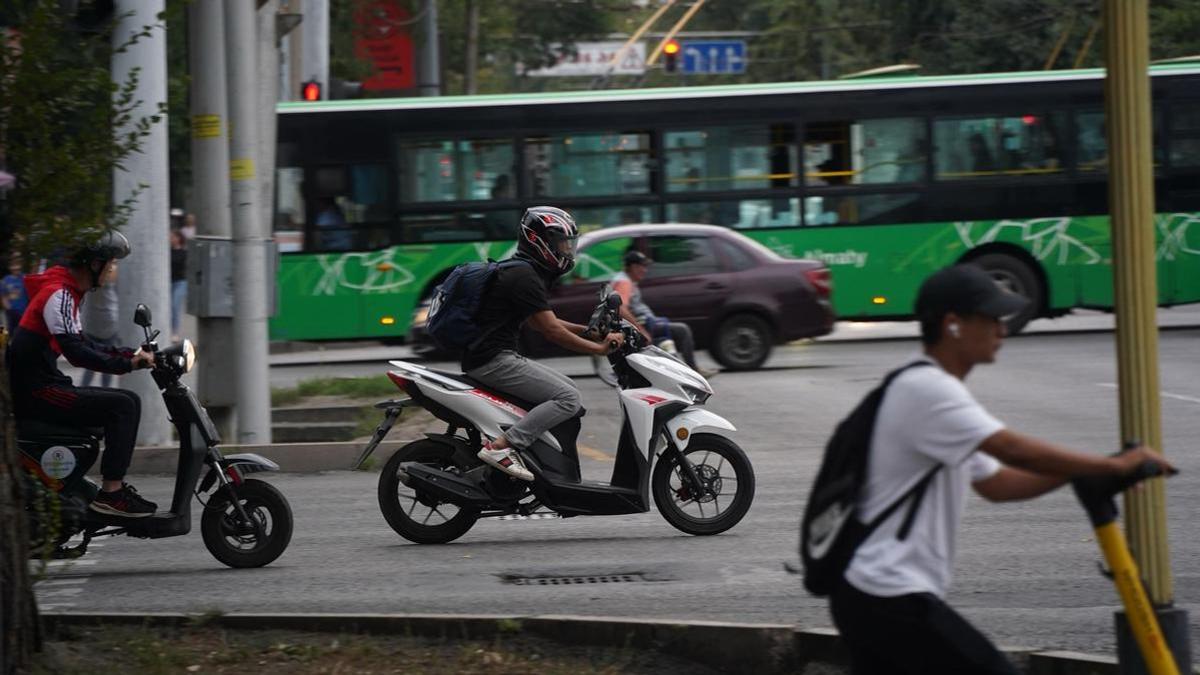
[23,385,142,481]
[830,580,1018,675]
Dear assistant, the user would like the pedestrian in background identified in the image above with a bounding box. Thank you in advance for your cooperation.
[79,259,121,388]
[1,257,28,333]
[828,263,1175,675]
[170,227,187,342]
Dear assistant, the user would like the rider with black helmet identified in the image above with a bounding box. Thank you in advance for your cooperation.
[466,206,624,481]
[7,231,158,517]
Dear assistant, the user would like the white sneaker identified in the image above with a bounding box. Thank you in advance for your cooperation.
[477,443,535,481]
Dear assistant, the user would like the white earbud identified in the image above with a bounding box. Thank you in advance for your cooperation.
[948,323,961,337]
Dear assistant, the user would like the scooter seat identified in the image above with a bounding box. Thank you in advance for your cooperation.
[17,419,104,442]
[424,367,541,412]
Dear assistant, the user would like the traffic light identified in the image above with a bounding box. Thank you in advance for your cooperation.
[663,39,680,73]
[301,80,322,101]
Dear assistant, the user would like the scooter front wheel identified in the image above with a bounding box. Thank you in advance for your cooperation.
[652,434,755,536]
[378,439,479,544]
[201,478,293,568]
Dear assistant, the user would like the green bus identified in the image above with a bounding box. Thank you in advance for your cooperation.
[271,64,1200,341]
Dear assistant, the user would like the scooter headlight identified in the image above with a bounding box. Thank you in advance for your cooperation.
[181,339,197,373]
[682,384,711,406]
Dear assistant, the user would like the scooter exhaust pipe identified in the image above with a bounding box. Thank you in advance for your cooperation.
[400,462,494,506]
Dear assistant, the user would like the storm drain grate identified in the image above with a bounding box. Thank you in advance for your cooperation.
[506,573,646,586]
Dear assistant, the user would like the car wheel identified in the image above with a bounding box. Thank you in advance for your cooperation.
[710,314,772,371]
[971,253,1042,335]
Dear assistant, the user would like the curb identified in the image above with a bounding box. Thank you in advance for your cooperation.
[112,441,401,475]
[39,612,1126,675]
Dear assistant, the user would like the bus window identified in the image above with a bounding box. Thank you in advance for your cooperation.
[307,164,389,251]
[804,117,926,186]
[275,164,306,252]
[1076,111,1108,173]
[933,113,1066,179]
[397,210,519,244]
[524,131,652,198]
[395,138,514,203]
[664,124,796,192]
[666,198,799,229]
[570,205,655,232]
[804,193,922,226]
[1170,102,1200,167]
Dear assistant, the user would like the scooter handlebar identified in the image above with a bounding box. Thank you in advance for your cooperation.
[1072,447,1176,528]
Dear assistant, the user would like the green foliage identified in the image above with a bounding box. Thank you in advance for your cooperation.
[270,375,401,406]
[0,0,161,268]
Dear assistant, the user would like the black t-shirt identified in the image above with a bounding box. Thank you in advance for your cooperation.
[170,248,187,282]
[461,260,551,371]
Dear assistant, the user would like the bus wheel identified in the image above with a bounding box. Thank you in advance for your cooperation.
[973,253,1042,335]
[711,314,773,371]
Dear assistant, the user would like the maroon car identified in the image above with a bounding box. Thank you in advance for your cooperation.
[530,224,835,370]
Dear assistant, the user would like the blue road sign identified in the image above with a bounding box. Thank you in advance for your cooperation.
[680,40,747,75]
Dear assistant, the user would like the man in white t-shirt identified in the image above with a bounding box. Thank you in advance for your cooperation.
[829,263,1175,675]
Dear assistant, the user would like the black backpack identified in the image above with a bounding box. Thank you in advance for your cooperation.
[425,258,530,352]
[799,361,940,597]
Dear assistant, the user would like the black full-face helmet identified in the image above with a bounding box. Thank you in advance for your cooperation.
[71,231,131,288]
[518,206,579,277]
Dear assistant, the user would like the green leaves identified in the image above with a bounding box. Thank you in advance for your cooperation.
[0,0,161,268]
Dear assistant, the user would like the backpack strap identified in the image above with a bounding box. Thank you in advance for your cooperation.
[862,360,940,540]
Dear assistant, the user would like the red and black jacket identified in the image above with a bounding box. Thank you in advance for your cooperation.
[6,266,134,407]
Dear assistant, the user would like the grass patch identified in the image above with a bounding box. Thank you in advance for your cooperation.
[36,624,716,674]
[271,376,401,407]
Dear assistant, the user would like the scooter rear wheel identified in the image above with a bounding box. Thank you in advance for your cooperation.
[201,478,293,568]
[378,439,479,544]
[652,434,755,536]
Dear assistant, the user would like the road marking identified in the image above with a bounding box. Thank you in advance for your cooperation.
[1097,383,1200,404]
[578,443,614,462]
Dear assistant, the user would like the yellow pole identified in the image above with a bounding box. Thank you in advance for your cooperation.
[646,0,708,66]
[1102,0,1172,606]
[1043,14,1075,70]
[1073,19,1101,69]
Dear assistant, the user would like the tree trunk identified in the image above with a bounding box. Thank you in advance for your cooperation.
[465,0,480,95]
[0,354,39,673]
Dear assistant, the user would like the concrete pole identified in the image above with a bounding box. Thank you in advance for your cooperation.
[258,1,280,248]
[418,0,441,96]
[111,0,171,446]
[226,0,272,444]
[1103,0,1190,669]
[301,0,328,98]
[188,0,237,437]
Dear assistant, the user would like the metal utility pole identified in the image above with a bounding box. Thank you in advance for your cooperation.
[225,0,272,444]
[188,0,237,437]
[418,0,441,96]
[111,0,171,445]
[301,0,328,99]
[1103,0,1191,671]
[464,0,480,95]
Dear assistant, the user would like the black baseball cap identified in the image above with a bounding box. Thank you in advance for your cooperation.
[624,250,651,266]
[914,264,1029,320]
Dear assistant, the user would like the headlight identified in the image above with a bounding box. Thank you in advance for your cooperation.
[413,306,429,326]
[682,384,710,405]
[181,339,197,373]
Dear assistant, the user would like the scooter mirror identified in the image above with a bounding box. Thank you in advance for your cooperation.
[606,293,622,310]
[133,304,152,327]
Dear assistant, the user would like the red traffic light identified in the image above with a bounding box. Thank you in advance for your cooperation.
[301,80,322,101]
[663,40,680,73]
[663,39,680,55]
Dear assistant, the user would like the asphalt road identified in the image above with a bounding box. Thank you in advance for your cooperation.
[39,327,1200,658]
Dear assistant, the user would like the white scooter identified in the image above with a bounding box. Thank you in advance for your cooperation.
[355,288,755,544]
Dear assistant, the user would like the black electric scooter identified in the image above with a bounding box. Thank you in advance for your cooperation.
[19,304,293,568]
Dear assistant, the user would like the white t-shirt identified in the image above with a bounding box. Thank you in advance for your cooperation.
[844,355,1004,599]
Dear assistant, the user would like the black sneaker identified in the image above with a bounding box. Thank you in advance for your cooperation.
[90,483,156,518]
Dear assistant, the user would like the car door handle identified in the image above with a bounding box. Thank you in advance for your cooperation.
[704,282,727,291]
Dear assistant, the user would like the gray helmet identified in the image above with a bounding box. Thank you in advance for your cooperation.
[72,230,131,267]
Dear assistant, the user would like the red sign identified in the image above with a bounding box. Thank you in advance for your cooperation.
[354,0,415,92]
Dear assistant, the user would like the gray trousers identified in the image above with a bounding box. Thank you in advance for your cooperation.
[466,350,582,450]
